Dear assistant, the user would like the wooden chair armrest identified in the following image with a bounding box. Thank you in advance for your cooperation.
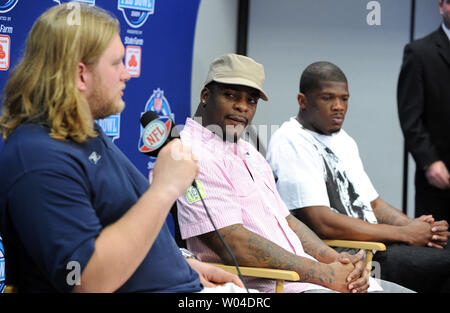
[208,263,300,281]
[323,239,386,251]
[4,285,17,293]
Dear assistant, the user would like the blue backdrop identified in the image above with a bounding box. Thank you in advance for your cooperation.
[0,2,201,269]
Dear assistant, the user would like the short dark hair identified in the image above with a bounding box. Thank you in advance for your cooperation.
[205,81,261,99]
[299,61,347,94]
[204,81,222,93]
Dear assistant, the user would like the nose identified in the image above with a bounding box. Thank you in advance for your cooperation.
[121,62,131,82]
[233,97,250,113]
[331,98,346,112]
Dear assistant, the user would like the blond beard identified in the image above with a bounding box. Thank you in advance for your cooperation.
[88,73,125,120]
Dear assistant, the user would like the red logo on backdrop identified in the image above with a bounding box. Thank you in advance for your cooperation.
[0,35,10,71]
[125,45,141,78]
[139,117,172,154]
[154,97,162,111]
[128,54,138,67]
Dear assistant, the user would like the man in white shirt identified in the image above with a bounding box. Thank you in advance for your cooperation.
[267,61,450,292]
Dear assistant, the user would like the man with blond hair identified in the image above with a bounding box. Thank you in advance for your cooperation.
[0,3,244,293]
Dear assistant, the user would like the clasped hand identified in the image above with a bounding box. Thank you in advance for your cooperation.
[333,250,369,293]
[416,215,449,249]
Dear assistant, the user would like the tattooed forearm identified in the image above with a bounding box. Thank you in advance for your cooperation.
[246,231,298,270]
[372,198,410,226]
[199,224,335,287]
[246,231,333,285]
[286,214,339,263]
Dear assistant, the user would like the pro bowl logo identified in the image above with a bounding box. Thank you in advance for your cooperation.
[145,88,174,119]
[96,113,121,142]
[0,0,19,13]
[53,0,95,5]
[118,0,155,29]
[138,88,174,156]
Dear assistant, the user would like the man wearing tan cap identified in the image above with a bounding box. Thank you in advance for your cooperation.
[195,53,268,143]
[175,54,412,293]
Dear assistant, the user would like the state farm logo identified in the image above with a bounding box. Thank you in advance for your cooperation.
[0,35,10,71]
[125,45,141,78]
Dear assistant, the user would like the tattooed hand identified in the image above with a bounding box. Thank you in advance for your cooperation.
[325,261,356,293]
[336,250,369,293]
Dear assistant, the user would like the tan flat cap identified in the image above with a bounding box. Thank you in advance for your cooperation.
[204,53,269,101]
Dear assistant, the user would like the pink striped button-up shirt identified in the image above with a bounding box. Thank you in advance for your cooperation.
[176,118,326,293]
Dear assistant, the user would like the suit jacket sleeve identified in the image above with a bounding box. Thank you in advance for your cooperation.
[397,43,441,170]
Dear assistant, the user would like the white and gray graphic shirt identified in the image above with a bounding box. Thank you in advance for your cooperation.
[267,117,378,225]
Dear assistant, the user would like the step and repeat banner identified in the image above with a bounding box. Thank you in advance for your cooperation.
[0,0,200,176]
[0,2,201,272]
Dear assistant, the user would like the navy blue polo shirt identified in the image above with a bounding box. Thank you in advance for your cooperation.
[0,123,201,292]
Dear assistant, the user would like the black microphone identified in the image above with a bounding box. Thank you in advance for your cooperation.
[138,110,179,157]
[138,111,250,292]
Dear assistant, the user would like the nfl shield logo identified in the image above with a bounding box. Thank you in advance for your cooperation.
[138,88,175,158]
[144,88,173,119]
[138,116,172,155]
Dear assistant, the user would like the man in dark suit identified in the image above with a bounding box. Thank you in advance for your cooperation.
[398,0,450,222]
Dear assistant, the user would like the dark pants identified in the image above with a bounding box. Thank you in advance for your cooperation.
[373,243,450,293]
[415,167,450,222]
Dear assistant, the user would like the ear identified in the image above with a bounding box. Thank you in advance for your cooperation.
[297,92,307,111]
[200,87,210,107]
[76,62,90,93]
